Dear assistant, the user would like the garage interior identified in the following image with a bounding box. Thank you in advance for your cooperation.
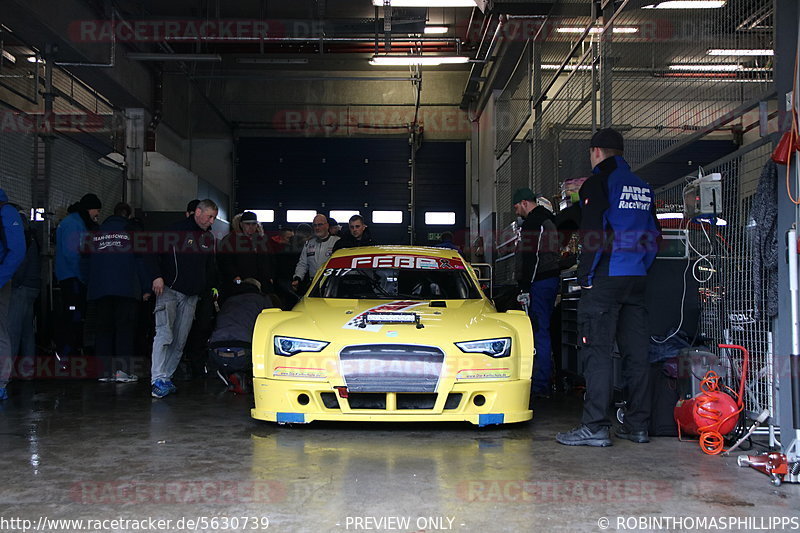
[2,0,800,530]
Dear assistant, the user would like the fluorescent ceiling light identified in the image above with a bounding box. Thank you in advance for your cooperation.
[556,27,639,34]
[27,56,44,64]
[1,50,16,64]
[656,213,684,220]
[707,49,773,56]
[286,210,318,223]
[372,0,476,6]
[370,55,469,66]
[424,26,449,35]
[243,210,275,223]
[425,212,456,225]
[329,210,360,222]
[668,63,741,71]
[643,1,726,8]
[372,210,404,224]
[541,64,592,71]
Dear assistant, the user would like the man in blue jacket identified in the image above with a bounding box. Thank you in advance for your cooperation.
[0,188,27,400]
[556,128,660,447]
[87,202,151,377]
[54,193,101,368]
[147,199,218,398]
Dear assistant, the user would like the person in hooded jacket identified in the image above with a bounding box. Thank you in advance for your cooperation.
[86,202,151,376]
[54,193,101,368]
[0,188,27,400]
[208,278,272,394]
[332,215,374,251]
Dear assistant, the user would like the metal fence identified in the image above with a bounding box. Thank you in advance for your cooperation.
[495,41,531,157]
[653,140,775,421]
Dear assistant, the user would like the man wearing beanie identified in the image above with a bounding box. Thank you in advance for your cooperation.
[54,193,102,369]
[556,128,660,447]
[512,187,560,399]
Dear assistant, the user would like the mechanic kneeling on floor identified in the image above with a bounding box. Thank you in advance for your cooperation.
[556,128,661,448]
[208,278,272,394]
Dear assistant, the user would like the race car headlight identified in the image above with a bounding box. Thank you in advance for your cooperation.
[274,336,330,357]
[455,338,511,358]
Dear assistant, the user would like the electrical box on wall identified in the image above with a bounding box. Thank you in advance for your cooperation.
[683,173,722,218]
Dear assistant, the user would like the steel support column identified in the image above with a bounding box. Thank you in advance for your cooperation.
[124,109,145,210]
[774,0,800,463]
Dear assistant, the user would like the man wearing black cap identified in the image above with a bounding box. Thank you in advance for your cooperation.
[54,193,102,368]
[217,211,273,297]
[556,128,660,447]
[512,187,560,398]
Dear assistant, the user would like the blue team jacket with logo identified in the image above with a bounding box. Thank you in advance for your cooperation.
[577,156,660,287]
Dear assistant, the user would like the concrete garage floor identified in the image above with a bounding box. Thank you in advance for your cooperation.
[1,380,799,533]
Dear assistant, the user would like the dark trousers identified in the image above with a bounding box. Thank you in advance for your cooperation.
[182,293,216,376]
[93,296,138,361]
[56,278,87,358]
[578,275,651,432]
[0,283,12,387]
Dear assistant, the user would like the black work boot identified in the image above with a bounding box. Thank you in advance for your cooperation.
[555,424,612,447]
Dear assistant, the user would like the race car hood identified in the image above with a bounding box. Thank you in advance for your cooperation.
[274,297,518,342]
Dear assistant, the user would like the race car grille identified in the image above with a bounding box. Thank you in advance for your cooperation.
[339,344,444,393]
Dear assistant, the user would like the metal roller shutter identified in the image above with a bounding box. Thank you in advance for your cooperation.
[49,137,123,220]
[0,127,34,209]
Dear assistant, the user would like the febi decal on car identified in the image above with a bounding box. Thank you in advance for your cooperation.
[326,254,465,270]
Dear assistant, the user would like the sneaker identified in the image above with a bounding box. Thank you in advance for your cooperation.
[228,373,246,395]
[0,387,7,401]
[556,424,613,447]
[615,425,650,443]
[165,379,177,394]
[151,379,173,399]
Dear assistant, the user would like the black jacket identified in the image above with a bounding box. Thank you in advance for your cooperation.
[217,232,273,294]
[332,229,375,251]
[516,205,560,290]
[147,216,217,297]
[209,283,272,348]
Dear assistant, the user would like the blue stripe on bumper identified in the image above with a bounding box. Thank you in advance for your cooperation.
[277,412,306,424]
[478,414,504,427]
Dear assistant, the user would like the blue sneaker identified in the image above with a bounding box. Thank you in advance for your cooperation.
[0,387,7,401]
[165,379,177,394]
[151,379,172,399]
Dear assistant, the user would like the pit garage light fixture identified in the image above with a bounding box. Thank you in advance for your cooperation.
[372,0,476,6]
[126,53,222,62]
[541,64,592,71]
[1,50,16,64]
[370,55,470,66]
[707,49,774,56]
[556,27,639,34]
[643,1,726,8]
[424,26,449,34]
[668,63,742,71]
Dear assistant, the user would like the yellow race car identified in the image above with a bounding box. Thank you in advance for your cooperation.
[251,246,534,426]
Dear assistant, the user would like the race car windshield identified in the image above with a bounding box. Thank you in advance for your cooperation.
[310,268,482,300]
